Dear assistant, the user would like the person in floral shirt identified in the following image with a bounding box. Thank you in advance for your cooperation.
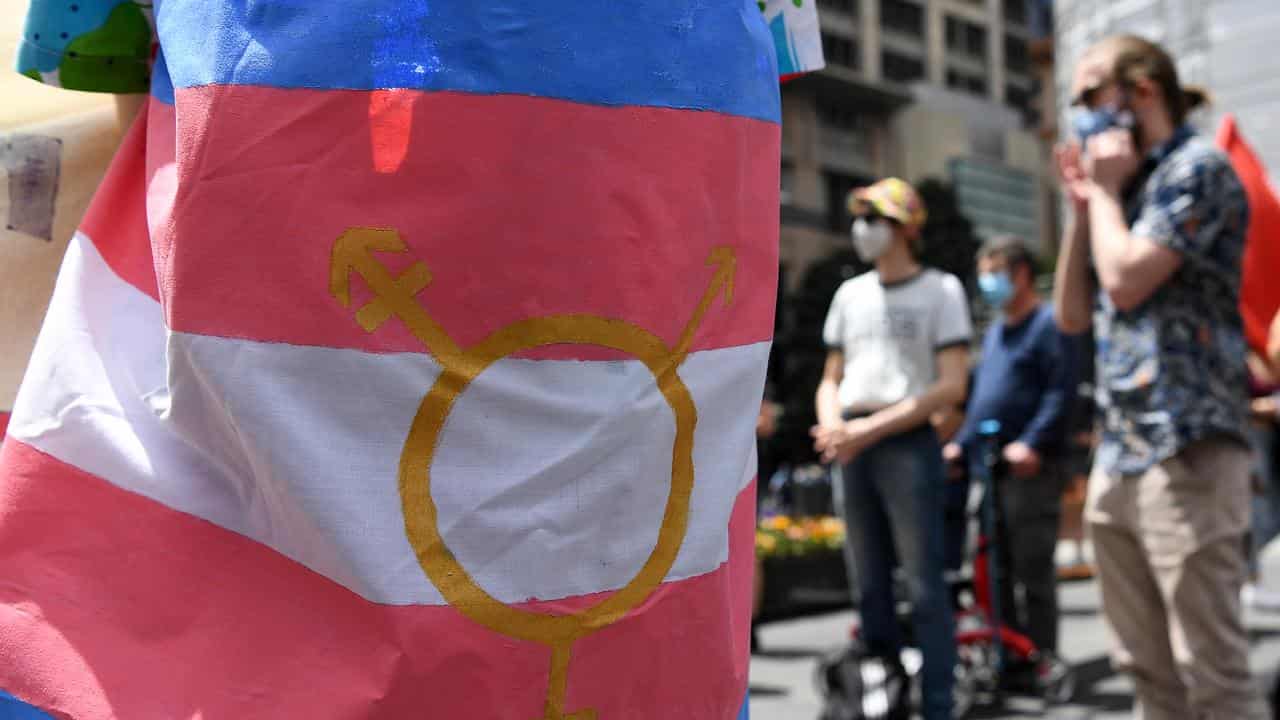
[1054,34,1265,719]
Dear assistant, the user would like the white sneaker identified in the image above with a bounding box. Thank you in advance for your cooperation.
[1242,582,1280,612]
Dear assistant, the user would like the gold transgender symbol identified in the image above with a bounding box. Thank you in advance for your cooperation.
[329,227,736,720]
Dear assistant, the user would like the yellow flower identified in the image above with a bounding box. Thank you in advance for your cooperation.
[818,517,845,538]
[762,516,791,531]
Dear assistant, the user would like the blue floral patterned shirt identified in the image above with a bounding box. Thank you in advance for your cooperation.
[1094,125,1251,476]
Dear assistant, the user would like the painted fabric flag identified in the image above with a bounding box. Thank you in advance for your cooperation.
[0,691,52,720]
[761,0,826,81]
[4,2,781,719]
[1216,114,1280,355]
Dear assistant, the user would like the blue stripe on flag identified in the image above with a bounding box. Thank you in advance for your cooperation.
[152,48,175,105]
[738,692,750,720]
[0,691,53,720]
[154,0,781,122]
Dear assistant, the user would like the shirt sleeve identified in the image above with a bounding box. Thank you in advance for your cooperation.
[822,285,846,351]
[932,273,973,351]
[1017,318,1081,453]
[16,0,155,93]
[1131,151,1248,262]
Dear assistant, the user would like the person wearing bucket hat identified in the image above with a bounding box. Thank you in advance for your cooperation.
[814,177,972,720]
[848,177,928,255]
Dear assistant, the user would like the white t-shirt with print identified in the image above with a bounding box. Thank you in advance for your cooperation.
[822,268,972,412]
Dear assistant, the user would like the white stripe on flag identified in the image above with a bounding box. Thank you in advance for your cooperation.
[11,233,765,605]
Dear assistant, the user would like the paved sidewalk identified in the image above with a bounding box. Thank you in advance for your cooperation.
[750,570,1280,718]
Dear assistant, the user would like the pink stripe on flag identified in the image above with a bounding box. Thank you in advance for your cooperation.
[0,439,754,719]
[78,108,159,302]
[141,87,778,357]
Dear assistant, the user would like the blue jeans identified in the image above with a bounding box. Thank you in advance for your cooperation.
[836,424,955,720]
[943,473,970,574]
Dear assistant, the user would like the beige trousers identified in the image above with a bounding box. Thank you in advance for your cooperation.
[1085,438,1267,720]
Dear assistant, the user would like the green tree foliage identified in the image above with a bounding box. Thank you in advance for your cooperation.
[915,177,982,292]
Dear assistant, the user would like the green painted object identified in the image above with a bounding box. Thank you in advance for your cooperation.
[58,2,151,93]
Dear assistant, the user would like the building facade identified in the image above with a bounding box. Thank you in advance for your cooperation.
[779,0,1054,292]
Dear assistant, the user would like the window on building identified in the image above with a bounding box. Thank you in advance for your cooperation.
[881,0,924,38]
[817,98,871,170]
[1006,76,1042,125]
[881,50,925,83]
[1005,33,1029,74]
[1028,0,1053,39]
[947,68,988,98]
[821,32,860,70]
[817,0,858,16]
[825,172,874,232]
[816,99,863,131]
[965,23,987,58]
[945,16,987,59]
[1003,0,1028,26]
[1005,82,1030,111]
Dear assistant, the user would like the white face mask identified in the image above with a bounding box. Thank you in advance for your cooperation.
[851,218,893,263]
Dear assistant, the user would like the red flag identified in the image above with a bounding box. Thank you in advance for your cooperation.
[1217,114,1280,354]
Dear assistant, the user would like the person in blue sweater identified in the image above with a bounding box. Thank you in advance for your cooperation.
[944,235,1079,668]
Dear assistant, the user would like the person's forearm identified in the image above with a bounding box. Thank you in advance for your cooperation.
[1087,185,1134,293]
[816,379,843,428]
[863,379,965,443]
[115,95,146,131]
[1054,209,1094,334]
[931,407,964,443]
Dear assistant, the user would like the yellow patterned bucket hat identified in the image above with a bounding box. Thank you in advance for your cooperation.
[847,177,927,230]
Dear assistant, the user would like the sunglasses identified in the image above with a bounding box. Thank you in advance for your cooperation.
[851,212,898,225]
[1071,78,1125,108]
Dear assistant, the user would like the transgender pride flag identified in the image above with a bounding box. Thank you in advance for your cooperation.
[1,2,781,718]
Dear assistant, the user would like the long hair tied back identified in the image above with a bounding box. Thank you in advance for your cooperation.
[1094,35,1212,123]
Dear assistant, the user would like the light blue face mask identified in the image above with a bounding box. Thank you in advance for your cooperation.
[1072,104,1135,144]
[978,272,1014,309]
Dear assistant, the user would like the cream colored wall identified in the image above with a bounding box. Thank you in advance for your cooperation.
[0,0,117,127]
[1,0,137,410]
[890,105,969,182]
[781,85,826,213]
[780,225,843,293]
[1005,128,1042,173]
